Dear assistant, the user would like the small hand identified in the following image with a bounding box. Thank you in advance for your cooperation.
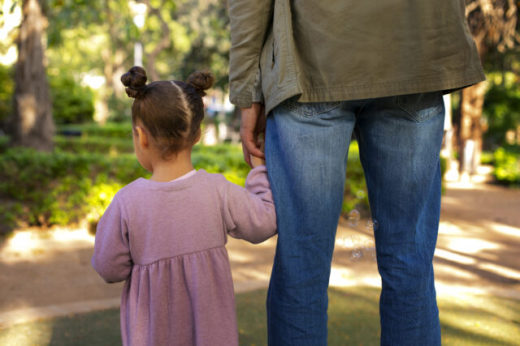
[250,141,266,168]
[240,102,266,167]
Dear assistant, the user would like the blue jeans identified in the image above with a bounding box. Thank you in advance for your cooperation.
[265,92,444,346]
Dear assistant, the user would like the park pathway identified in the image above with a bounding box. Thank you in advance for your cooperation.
[0,167,519,328]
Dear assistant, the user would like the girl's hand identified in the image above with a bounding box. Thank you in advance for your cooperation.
[250,141,265,168]
[240,103,266,167]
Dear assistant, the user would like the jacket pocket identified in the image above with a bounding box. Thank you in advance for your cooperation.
[280,96,341,118]
[396,91,444,123]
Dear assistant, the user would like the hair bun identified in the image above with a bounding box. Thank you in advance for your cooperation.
[186,70,214,97]
[121,66,148,98]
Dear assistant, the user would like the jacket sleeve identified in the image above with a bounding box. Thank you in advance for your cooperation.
[91,194,133,283]
[223,166,277,244]
[229,0,274,108]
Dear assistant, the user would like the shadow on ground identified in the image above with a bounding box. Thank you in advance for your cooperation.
[2,286,519,346]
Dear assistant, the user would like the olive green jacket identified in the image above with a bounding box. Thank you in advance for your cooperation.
[229,0,485,114]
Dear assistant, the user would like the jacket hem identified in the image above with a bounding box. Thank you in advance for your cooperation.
[297,69,486,103]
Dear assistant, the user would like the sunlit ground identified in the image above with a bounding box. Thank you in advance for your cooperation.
[0,287,519,346]
[0,175,519,345]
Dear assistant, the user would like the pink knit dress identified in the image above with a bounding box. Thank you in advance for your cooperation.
[92,167,277,346]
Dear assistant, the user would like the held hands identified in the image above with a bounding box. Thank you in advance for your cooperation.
[250,140,266,168]
[240,102,266,168]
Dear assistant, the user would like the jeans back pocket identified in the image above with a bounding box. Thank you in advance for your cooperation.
[280,96,341,118]
[396,91,444,123]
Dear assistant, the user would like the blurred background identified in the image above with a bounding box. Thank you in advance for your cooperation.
[0,1,519,345]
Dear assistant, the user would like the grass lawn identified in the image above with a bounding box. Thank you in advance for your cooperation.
[0,287,518,345]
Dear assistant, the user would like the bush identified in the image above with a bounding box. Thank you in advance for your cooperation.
[0,148,146,231]
[57,122,133,138]
[0,64,14,131]
[343,144,370,215]
[483,73,520,149]
[0,135,8,154]
[54,136,135,154]
[0,66,95,128]
[493,145,520,186]
[49,72,95,124]
[0,144,253,233]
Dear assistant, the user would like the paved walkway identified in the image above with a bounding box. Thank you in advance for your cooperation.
[1,169,519,329]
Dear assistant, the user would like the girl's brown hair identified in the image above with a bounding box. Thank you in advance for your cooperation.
[121,66,214,159]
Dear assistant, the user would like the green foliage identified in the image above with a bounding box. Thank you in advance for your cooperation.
[483,72,520,148]
[336,142,369,214]
[192,143,250,186]
[0,135,8,153]
[57,122,133,138]
[480,151,494,165]
[493,145,520,186]
[48,71,95,124]
[0,64,95,128]
[440,156,447,178]
[54,136,135,154]
[0,142,253,232]
[0,64,14,130]
[0,148,147,231]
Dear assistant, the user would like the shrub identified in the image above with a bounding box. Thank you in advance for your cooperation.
[0,148,146,231]
[0,135,8,154]
[57,122,133,138]
[49,72,95,124]
[54,136,135,154]
[493,145,520,186]
[483,73,520,149]
[0,64,14,131]
[0,66,96,128]
[0,144,254,233]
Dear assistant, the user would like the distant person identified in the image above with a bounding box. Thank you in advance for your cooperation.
[229,1,485,345]
[92,66,277,346]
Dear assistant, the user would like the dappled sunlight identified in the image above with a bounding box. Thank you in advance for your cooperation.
[0,312,53,345]
[227,250,256,264]
[433,263,479,280]
[232,267,271,283]
[0,305,47,327]
[439,293,520,346]
[435,249,477,265]
[479,263,520,280]
[490,222,520,238]
[329,266,381,288]
[440,311,517,346]
[444,237,499,255]
[1,228,94,263]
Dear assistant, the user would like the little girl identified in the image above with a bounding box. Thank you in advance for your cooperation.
[92,66,276,346]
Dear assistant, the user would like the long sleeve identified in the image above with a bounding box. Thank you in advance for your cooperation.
[223,166,277,244]
[228,0,274,108]
[91,193,133,283]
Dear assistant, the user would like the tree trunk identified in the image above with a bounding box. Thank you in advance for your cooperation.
[11,0,53,151]
[458,81,487,177]
[457,38,487,178]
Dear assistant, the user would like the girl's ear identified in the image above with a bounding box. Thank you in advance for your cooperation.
[135,126,149,150]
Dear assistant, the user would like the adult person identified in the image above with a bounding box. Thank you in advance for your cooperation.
[229,1,485,345]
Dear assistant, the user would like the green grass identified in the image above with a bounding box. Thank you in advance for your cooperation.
[1,287,519,346]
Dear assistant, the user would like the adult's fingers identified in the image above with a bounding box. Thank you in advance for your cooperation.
[242,140,252,167]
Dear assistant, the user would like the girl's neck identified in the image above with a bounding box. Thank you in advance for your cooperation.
[149,149,195,182]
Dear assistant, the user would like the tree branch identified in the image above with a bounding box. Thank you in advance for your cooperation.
[143,0,171,81]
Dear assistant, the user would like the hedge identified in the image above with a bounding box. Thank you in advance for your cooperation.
[57,122,133,139]
[0,142,370,235]
[494,145,520,186]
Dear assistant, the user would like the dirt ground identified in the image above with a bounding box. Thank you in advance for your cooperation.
[1,168,519,328]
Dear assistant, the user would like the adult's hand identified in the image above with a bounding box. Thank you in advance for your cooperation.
[240,102,266,167]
